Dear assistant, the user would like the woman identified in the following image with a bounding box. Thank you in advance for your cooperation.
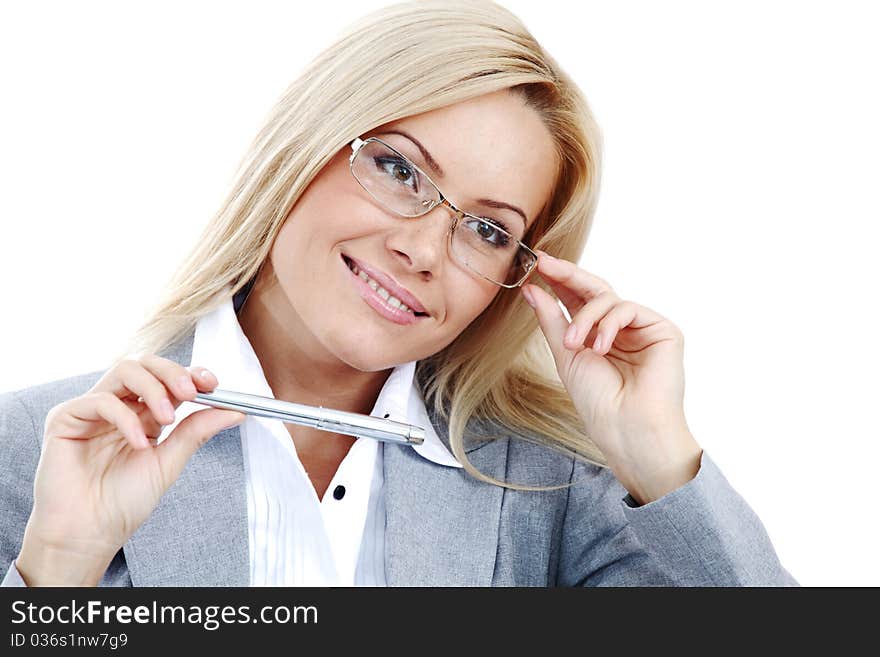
[0,0,797,586]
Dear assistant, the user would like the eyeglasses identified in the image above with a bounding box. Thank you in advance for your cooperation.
[348,136,538,288]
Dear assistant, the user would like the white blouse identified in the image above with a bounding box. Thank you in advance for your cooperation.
[157,295,461,586]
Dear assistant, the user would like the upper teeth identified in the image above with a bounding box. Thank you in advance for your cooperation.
[349,260,414,313]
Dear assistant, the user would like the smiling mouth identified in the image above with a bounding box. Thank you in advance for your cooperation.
[342,255,429,318]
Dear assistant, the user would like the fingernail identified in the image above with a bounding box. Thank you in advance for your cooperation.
[198,369,215,382]
[522,286,536,308]
[223,412,246,428]
[565,324,579,346]
[593,333,603,352]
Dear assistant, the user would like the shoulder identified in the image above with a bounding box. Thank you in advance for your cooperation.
[1,369,108,440]
[0,327,195,431]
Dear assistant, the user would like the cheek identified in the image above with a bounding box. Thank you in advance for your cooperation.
[269,220,313,287]
[443,276,500,331]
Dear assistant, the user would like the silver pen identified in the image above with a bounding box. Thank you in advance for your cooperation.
[191,388,425,445]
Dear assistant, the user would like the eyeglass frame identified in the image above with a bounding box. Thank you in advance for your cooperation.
[348,136,539,288]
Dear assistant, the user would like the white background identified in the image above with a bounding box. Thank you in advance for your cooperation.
[1,1,877,586]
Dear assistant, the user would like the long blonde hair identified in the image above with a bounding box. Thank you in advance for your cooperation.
[114,0,606,491]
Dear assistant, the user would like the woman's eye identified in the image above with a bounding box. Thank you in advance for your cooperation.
[375,156,418,192]
[467,219,511,248]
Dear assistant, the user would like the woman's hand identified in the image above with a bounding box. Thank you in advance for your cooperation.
[522,251,703,505]
[16,355,245,586]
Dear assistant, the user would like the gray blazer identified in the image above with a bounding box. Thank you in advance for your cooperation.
[0,328,798,586]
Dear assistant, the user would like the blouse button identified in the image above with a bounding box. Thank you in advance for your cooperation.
[333,485,346,500]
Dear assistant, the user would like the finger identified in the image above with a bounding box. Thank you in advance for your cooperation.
[593,301,668,355]
[523,283,571,367]
[186,365,219,393]
[92,360,178,427]
[530,253,586,315]
[155,408,245,485]
[134,364,219,405]
[58,392,149,450]
[533,251,614,310]
[121,397,164,438]
[563,290,619,351]
[137,354,209,403]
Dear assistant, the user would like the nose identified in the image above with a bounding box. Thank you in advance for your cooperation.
[385,201,459,280]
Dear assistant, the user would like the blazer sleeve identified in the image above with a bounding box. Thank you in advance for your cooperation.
[0,390,41,587]
[556,448,799,586]
[0,389,131,587]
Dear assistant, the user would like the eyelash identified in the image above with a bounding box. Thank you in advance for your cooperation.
[464,217,511,249]
[374,154,514,235]
[375,155,420,193]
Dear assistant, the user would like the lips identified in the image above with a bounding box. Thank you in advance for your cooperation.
[341,254,429,316]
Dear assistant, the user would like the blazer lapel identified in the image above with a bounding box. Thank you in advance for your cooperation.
[123,426,250,586]
[123,327,250,586]
[120,322,511,586]
[383,412,510,586]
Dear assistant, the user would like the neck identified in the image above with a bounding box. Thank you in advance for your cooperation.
[236,269,391,415]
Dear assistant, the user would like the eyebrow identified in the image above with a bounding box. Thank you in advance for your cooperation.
[377,128,530,227]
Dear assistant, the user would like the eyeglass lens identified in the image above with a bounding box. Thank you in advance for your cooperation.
[351,139,535,286]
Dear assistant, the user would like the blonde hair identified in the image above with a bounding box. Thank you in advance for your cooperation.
[114,0,606,491]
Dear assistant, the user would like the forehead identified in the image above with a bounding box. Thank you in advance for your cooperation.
[364,90,558,231]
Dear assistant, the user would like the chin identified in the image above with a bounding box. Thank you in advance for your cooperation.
[329,335,407,372]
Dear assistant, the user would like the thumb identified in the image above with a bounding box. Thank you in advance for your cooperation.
[155,408,245,485]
